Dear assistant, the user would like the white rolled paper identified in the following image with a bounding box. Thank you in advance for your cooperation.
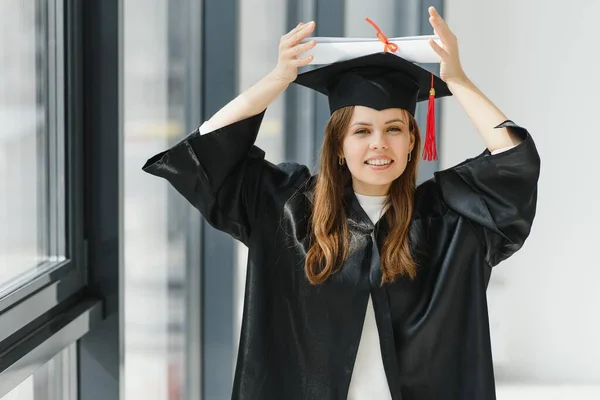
[302,35,443,65]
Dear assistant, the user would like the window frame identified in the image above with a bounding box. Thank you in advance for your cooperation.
[0,0,86,324]
[0,0,94,396]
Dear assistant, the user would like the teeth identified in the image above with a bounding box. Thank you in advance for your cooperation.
[366,159,392,166]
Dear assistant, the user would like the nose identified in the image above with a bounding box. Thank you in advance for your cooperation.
[369,132,389,150]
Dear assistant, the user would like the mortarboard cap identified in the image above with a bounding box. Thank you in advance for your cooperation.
[293,18,451,161]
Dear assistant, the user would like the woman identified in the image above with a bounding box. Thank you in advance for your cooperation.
[143,7,540,400]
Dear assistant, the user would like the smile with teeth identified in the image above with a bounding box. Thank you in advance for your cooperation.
[365,159,393,166]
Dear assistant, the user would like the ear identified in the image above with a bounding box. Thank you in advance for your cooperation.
[408,130,416,153]
[404,109,416,153]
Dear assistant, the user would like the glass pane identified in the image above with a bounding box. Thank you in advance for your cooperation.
[0,0,65,295]
[124,0,189,398]
[0,344,77,400]
[1,376,33,400]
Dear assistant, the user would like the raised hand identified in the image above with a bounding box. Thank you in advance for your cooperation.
[427,7,467,84]
[273,21,317,83]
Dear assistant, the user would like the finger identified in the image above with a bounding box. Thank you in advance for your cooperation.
[428,6,446,24]
[428,9,455,45]
[428,38,448,59]
[294,55,314,67]
[283,21,308,39]
[285,21,315,47]
[283,20,312,41]
[429,17,455,49]
[283,40,316,59]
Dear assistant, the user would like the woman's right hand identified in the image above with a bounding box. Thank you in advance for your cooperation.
[273,21,316,83]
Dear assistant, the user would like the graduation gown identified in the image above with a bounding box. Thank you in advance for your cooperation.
[142,111,540,400]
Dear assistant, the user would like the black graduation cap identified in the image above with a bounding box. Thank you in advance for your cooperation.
[294,52,451,115]
[293,21,452,161]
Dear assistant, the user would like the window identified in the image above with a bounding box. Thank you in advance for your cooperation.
[0,344,77,400]
[235,0,288,353]
[123,0,199,398]
[0,0,89,397]
[0,0,67,297]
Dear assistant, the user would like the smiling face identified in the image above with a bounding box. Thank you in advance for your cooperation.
[341,106,416,196]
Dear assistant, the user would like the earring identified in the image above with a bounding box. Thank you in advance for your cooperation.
[338,155,345,166]
[408,152,412,162]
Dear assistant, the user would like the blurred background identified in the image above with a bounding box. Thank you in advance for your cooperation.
[1,0,599,399]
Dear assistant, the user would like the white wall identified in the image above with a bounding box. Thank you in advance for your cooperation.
[440,1,600,382]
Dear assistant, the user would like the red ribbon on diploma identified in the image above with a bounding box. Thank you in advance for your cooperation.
[365,17,399,53]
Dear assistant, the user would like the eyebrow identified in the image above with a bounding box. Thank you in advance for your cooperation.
[351,118,406,127]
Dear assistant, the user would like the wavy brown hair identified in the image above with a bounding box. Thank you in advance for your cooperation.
[305,106,421,285]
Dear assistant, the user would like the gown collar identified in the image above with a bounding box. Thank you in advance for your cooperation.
[301,176,391,235]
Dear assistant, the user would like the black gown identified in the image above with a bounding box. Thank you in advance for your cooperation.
[142,111,540,400]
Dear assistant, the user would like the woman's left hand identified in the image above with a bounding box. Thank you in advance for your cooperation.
[427,6,467,84]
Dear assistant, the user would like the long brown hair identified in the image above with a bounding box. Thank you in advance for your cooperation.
[305,106,421,285]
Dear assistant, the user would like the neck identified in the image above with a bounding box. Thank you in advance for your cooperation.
[352,183,390,197]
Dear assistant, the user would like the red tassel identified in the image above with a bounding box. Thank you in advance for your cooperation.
[423,73,437,161]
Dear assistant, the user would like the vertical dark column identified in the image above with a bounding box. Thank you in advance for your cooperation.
[201,0,239,397]
[394,0,420,37]
[78,0,123,399]
[312,0,345,160]
[65,0,86,283]
[284,0,317,167]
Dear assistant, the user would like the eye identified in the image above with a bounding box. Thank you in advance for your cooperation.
[354,129,370,135]
[387,126,403,133]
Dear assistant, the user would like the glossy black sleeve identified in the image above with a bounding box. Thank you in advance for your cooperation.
[434,121,541,266]
[141,111,298,245]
